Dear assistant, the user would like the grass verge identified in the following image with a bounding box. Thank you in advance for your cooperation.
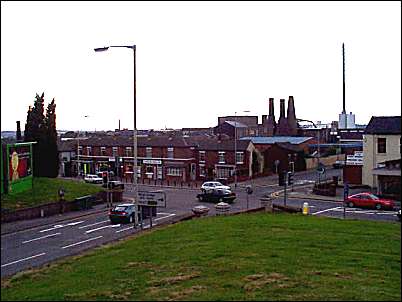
[1,177,104,211]
[1,213,400,301]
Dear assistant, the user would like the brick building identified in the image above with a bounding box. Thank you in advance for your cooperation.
[69,135,263,184]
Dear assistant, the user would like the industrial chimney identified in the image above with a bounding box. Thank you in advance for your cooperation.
[16,121,22,141]
[286,96,298,135]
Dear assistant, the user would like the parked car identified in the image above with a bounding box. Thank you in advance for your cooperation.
[102,180,125,190]
[197,189,236,203]
[84,174,103,184]
[332,160,345,169]
[109,203,136,224]
[201,181,231,192]
[346,192,396,210]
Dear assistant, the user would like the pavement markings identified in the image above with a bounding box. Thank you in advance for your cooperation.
[155,213,176,221]
[312,207,342,215]
[1,252,46,268]
[39,221,85,233]
[79,220,109,229]
[61,236,103,249]
[85,224,120,234]
[22,232,61,244]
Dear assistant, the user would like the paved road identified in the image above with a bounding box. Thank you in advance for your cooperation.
[2,168,399,278]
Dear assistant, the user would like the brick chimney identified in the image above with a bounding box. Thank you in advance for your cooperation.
[286,96,298,135]
[16,121,22,141]
[277,98,290,136]
[264,98,276,136]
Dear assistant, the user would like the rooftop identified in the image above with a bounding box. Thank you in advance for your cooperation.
[240,136,314,145]
[365,116,401,135]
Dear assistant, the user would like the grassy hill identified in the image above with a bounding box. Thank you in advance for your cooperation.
[1,177,104,211]
[1,213,400,301]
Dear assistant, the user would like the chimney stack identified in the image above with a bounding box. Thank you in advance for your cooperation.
[119,119,121,131]
[269,98,275,117]
[279,99,286,118]
[264,98,277,136]
[287,96,298,135]
[16,121,22,141]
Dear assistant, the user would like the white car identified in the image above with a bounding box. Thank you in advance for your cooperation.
[84,174,103,184]
[201,181,231,192]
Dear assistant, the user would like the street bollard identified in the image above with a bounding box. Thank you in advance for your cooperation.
[302,202,309,215]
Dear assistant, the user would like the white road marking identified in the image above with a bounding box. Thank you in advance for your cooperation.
[79,220,109,229]
[39,221,84,233]
[1,252,46,268]
[155,213,176,221]
[85,224,120,234]
[312,207,342,215]
[61,236,103,249]
[22,232,61,244]
[115,226,134,233]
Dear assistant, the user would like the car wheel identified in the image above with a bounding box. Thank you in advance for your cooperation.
[348,202,354,208]
[375,203,382,210]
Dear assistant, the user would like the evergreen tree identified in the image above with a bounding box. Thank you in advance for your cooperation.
[44,98,59,177]
[24,93,59,177]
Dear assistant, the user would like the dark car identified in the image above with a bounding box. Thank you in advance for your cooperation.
[109,203,136,224]
[346,192,396,210]
[197,189,236,204]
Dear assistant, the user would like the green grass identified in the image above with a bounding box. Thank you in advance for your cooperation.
[1,213,400,301]
[1,177,104,211]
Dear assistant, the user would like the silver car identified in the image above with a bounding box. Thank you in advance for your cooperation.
[201,181,231,192]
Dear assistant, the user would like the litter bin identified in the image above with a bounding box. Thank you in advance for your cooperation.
[74,195,94,210]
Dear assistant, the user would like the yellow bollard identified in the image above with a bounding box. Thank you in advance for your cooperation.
[302,202,309,215]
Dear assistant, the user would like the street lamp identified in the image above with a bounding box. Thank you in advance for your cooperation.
[94,45,138,208]
[77,114,89,177]
[234,110,250,188]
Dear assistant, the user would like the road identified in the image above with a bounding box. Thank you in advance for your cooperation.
[2,168,399,277]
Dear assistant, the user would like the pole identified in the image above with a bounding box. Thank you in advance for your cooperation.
[133,45,139,227]
[77,130,80,177]
[234,111,237,188]
[284,172,287,207]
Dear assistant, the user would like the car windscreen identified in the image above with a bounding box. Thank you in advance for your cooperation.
[113,206,128,212]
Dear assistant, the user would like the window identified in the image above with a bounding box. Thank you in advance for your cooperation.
[101,147,106,156]
[112,147,118,157]
[377,138,386,154]
[78,146,83,155]
[216,167,231,179]
[236,152,244,164]
[218,151,225,164]
[199,164,206,177]
[146,147,152,158]
[167,167,182,176]
[199,151,206,163]
[167,147,174,159]
[125,147,132,157]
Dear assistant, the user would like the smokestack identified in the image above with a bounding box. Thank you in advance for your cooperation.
[16,121,22,141]
[119,119,121,131]
[269,98,275,117]
[342,43,346,114]
[279,99,286,118]
[287,96,298,135]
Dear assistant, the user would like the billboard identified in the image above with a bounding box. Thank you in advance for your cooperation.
[6,142,35,195]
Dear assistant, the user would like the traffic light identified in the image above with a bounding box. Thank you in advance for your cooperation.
[278,171,286,186]
[288,172,294,186]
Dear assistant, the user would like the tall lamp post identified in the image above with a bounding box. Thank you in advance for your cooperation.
[234,110,250,188]
[94,45,138,206]
[77,114,89,177]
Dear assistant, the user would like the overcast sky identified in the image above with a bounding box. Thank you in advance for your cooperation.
[1,1,401,132]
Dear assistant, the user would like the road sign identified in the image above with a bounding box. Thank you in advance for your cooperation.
[137,190,166,207]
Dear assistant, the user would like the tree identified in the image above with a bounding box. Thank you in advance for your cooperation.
[44,98,59,177]
[24,93,59,177]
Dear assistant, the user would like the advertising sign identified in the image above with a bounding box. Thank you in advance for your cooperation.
[6,142,35,195]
